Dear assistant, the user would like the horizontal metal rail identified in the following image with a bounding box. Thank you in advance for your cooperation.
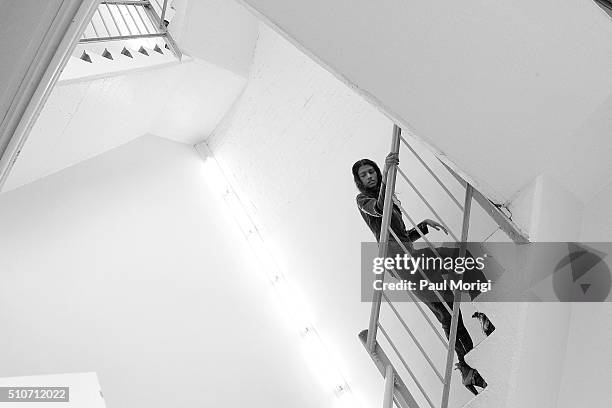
[401,289,449,348]
[382,293,444,382]
[396,166,459,243]
[399,135,464,211]
[392,198,443,260]
[79,32,165,43]
[378,324,437,408]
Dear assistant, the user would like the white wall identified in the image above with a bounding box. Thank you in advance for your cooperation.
[555,180,612,407]
[0,135,335,408]
[580,180,612,241]
[509,174,584,242]
[171,0,258,76]
[239,0,612,204]
[557,303,612,408]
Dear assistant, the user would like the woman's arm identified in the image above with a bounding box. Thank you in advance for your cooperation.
[407,221,429,241]
[407,219,449,241]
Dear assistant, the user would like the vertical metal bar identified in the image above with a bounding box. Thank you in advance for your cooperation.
[97,8,112,37]
[159,0,169,28]
[152,0,163,14]
[396,166,460,242]
[125,5,142,35]
[134,6,153,34]
[105,4,121,36]
[440,184,473,408]
[404,289,449,348]
[366,124,401,352]
[116,4,134,35]
[383,365,395,408]
[399,135,464,211]
[90,12,101,37]
[382,294,444,382]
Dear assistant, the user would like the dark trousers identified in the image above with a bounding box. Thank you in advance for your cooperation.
[422,297,473,363]
[391,244,483,364]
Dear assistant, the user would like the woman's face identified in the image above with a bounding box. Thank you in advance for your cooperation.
[358,164,377,189]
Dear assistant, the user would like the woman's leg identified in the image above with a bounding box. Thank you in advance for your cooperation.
[421,298,473,363]
[394,244,478,361]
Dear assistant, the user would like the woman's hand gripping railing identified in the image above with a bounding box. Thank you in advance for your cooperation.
[366,125,402,353]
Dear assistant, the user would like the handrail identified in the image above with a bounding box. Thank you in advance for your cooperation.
[361,123,528,408]
[366,125,401,352]
[78,0,182,59]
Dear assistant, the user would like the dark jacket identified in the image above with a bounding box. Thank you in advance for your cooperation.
[356,182,428,245]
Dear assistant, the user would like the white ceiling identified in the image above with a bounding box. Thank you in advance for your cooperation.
[239,0,612,204]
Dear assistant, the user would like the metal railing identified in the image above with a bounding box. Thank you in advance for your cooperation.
[360,124,528,408]
[79,0,181,59]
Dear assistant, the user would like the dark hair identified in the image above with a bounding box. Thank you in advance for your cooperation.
[352,159,382,196]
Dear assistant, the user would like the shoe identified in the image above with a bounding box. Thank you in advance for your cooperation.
[454,362,487,395]
[472,312,495,336]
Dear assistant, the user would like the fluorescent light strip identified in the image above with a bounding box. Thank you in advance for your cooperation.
[199,150,362,405]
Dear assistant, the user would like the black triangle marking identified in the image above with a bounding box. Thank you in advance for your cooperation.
[121,47,133,58]
[580,283,591,294]
[80,51,92,63]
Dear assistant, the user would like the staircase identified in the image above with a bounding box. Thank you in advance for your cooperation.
[62,0,182,81]
[360,125,529,408]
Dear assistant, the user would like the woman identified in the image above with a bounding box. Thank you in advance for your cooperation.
[352,152,488,395]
